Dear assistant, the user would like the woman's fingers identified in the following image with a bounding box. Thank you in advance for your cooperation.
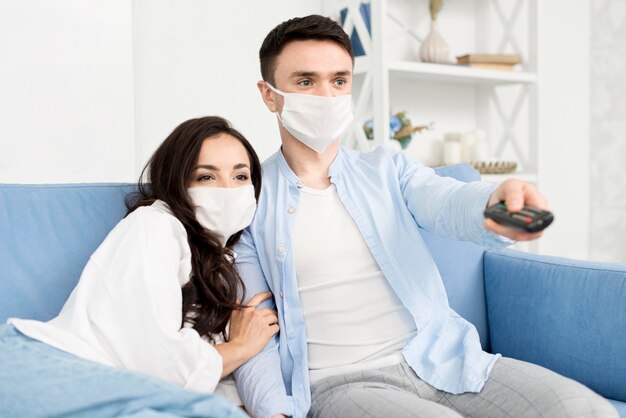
[263,311,278,325]
[256,307,277,316]
[248,307,278,325]
[244,291,273,308]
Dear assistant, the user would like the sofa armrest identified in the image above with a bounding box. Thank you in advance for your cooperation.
[484,249,626,402]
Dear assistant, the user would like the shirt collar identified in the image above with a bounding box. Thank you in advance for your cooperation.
[276,147,301,185]
[328,145,345,179]
[276,146,345,185]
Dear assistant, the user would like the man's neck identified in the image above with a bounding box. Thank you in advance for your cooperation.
[281,134,339,190]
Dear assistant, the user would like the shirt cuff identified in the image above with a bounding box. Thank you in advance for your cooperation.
[252,395,294,418]
[183,342,223,393]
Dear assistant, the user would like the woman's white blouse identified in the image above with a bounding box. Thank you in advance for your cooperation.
[10,201,223,393]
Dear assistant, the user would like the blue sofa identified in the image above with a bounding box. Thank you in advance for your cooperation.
[1,164,624,416]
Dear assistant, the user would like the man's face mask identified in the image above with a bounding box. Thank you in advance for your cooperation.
[266,82,354,154]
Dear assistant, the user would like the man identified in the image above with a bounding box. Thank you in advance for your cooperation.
[233,14,616,418]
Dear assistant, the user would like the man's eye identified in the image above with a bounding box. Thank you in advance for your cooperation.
[299,80,312,87]
[335,78,347,86]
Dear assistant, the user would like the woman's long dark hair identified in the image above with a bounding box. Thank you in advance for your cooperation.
[125,116,262,339]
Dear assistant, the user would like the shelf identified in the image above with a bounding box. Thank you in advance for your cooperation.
[389,61,537,85]
[354,57,537,86]
[347,0,540,192]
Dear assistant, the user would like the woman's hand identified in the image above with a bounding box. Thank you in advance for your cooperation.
[229,291,279,357]
[215,291,279,377]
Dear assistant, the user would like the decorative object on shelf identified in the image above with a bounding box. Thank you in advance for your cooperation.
[456,53,522,71]
[460,131,476,162]
[419,0,450,64]
[405,133,443,167]
[339,2,371,57]
[472,130,490,162]
[442,132,462,165]
[459,129,488,162]
[363,111,431,150]
[472,161,517,174]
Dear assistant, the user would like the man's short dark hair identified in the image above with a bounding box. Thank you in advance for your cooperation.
[259,14,354,85]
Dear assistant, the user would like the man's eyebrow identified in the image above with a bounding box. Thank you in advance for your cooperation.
[288,70,352,78]
[289,71,317,78]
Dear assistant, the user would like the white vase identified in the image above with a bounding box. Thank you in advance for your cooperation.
[419,20,450,64]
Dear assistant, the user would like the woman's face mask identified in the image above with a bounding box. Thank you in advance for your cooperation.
[266,82,354,154]
[187,185,256,245]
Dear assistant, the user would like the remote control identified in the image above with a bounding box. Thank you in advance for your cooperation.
[484,202,554,233]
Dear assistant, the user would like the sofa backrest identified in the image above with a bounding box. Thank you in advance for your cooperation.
[0,164,489,349]
[0,184,135,322]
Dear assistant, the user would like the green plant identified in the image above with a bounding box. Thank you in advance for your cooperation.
[363,111,431,150]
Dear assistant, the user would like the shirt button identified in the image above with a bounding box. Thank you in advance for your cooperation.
[279,290,284,298]
[296,180,304,186]
[287,207,295,214]
[278,246,286,253]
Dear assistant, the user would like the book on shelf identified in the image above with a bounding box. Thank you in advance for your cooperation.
[456,53,522,65]
[462,62,516,71]
[456,53,521,72]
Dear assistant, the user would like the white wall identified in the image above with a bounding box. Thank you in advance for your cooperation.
[0,1,135,183]
[536,0,591,260]
[131,1,323,172]
[0,0,322,184]
[0,0,609,262]
[589,0,626,264]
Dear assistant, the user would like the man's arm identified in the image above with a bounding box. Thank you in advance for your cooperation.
[394,150,548,245]
[233,228,293,418]
[393,150,511,247]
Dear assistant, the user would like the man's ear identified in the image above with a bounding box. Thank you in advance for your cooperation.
[257,80,278,113]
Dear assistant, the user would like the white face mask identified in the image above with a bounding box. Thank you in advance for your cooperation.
[266,82,354,154]
[187,185,256,246]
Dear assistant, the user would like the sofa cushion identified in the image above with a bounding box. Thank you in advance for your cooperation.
[0,183,135,323]
[485,249,626,403]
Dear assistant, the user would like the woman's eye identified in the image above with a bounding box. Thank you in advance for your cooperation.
[197,175,214,182]
[235,174,249,181]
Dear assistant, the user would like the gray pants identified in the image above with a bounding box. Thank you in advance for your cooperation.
[308,357,617,418]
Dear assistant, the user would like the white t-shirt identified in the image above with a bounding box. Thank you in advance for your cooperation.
[292,185,417,383]
[10,201,228,395]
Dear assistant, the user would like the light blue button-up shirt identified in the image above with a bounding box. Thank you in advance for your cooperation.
[234,145,507,418]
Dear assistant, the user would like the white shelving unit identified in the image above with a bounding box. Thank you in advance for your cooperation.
[325,0,540,185]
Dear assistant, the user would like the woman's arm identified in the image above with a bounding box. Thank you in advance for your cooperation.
[215,291,279,377]
[87,209,224,392]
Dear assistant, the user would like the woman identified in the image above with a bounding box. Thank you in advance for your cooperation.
[0,116,276,417]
